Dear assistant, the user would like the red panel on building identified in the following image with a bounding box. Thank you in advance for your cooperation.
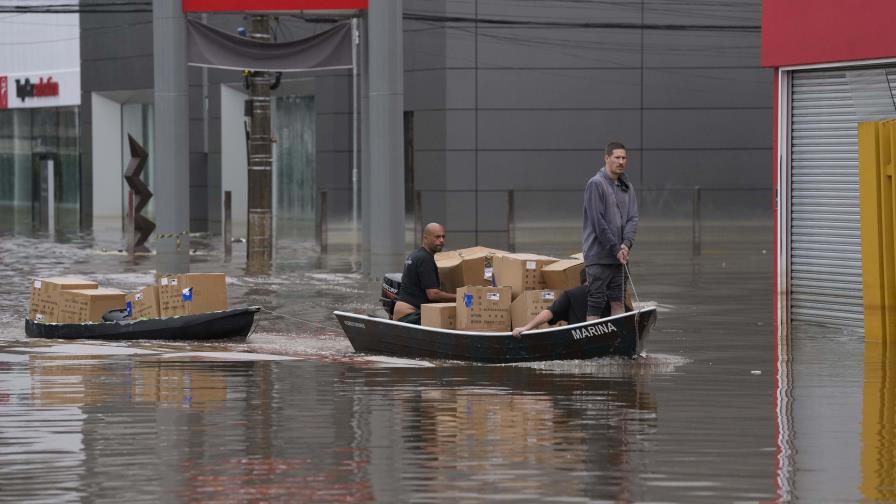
[762,0,896,67]
[0,76,6,109]
[183,0,367,12]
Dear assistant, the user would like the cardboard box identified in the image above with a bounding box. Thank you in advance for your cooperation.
[29,277,99,322]
[126,285,161,319]
[57,288,127,323]
[435,246,507,292]
[434,251,463,292]
[456,285,511,332]
[158,274,186,317]
[492,253,559,299]
[421,302,456,329]
[542,258,585,291]
[511,289,560,329]
[159,273,228,317]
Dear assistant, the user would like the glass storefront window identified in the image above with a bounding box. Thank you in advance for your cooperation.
[274,95,316,242]
[0,106,80,234]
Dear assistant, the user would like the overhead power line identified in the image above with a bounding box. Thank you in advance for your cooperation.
[403,12,760,33]
[0,1,151,13]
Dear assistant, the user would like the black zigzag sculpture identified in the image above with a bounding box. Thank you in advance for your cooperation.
[123,134,156,252]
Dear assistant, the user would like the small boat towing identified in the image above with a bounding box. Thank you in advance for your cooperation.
[334,307,656,364]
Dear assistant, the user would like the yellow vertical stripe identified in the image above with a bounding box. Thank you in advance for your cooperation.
[859,120,896,501]
[857,120,896,347]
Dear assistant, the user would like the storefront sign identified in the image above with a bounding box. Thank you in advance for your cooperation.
[15,77,60,102]
[183,0,367,12]
[0,70,79,109]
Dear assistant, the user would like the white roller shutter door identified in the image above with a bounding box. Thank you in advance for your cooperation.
[789,67,896,328]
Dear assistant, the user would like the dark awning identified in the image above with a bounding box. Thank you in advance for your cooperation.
[186,19,352,72]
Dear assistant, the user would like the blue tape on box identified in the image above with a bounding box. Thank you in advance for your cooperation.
[126,301,133,317]
[182,287,193,302]
[464,293,473,308]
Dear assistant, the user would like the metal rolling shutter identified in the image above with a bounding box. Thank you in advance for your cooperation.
[789,67,896,328]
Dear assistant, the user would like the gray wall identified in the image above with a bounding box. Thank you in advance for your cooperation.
[80,1,771,251]
[78,6,154,230]
[403,0,772,251]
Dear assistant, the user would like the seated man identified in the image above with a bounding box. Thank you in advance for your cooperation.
[511,270,631,337]
[392,222,457,324]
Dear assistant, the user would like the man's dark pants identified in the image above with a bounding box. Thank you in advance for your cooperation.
[585,264,624,317]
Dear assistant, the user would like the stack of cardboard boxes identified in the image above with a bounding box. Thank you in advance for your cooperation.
[28,273,229,324]
[421,249,586,332]
[29,277,105,322]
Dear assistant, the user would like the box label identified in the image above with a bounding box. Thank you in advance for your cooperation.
[486,292,500,301]
[541,292,555,300]
[182,287,193,301]
[34,280,41,288]
[161,277,168,285]
[484,267,493,280]
[126,300,133,316]
[464,293,473,308]
[526,261,536,270]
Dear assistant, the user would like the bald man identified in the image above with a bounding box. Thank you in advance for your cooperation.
[392,222,457,324]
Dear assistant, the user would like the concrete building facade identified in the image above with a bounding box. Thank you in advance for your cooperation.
[74,0,771,263]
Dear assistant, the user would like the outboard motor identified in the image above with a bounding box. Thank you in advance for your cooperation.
[381,273,402,318]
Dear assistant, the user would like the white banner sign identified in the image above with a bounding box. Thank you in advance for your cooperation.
[0,68,80,110]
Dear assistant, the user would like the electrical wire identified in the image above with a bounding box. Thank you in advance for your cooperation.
[403,11,760,33]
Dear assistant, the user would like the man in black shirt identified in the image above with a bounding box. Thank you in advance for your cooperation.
[512,285,588,337]
[511,269,631,337]
[393,222,457,324]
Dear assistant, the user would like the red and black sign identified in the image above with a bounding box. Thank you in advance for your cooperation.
[0,76,7,109]
[15,76,59,102]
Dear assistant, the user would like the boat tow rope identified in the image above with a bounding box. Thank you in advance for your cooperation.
[624,262,647,358]
[624,262,641,308]
[257,306,342,332]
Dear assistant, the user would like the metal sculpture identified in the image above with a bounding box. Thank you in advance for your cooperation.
[123,134,156,252]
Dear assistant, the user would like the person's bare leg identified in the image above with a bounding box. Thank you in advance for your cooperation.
[587,315,599,321]
[610,301,624,316]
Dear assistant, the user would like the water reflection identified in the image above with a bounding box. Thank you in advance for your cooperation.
[861,345,896,502]
[342,365,657,502]
[778,324,896,503]
[27,354,229,409]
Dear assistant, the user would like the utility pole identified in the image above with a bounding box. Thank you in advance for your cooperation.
[246,15,274,275]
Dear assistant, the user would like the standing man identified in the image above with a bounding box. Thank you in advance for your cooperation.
[582,141,639,319]
[392,222,457,324]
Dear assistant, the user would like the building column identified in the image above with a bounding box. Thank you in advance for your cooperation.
[365,0,405,278]
[152,0,190,274]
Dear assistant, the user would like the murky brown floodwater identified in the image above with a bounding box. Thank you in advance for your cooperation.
[1,225,891,503]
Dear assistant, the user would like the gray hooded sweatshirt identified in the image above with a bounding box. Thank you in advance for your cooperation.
[582,167,639,266]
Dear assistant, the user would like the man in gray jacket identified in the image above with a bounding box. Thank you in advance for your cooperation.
[582,141,639,319]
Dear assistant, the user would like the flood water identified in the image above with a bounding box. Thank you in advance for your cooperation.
[0,226,891,503]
